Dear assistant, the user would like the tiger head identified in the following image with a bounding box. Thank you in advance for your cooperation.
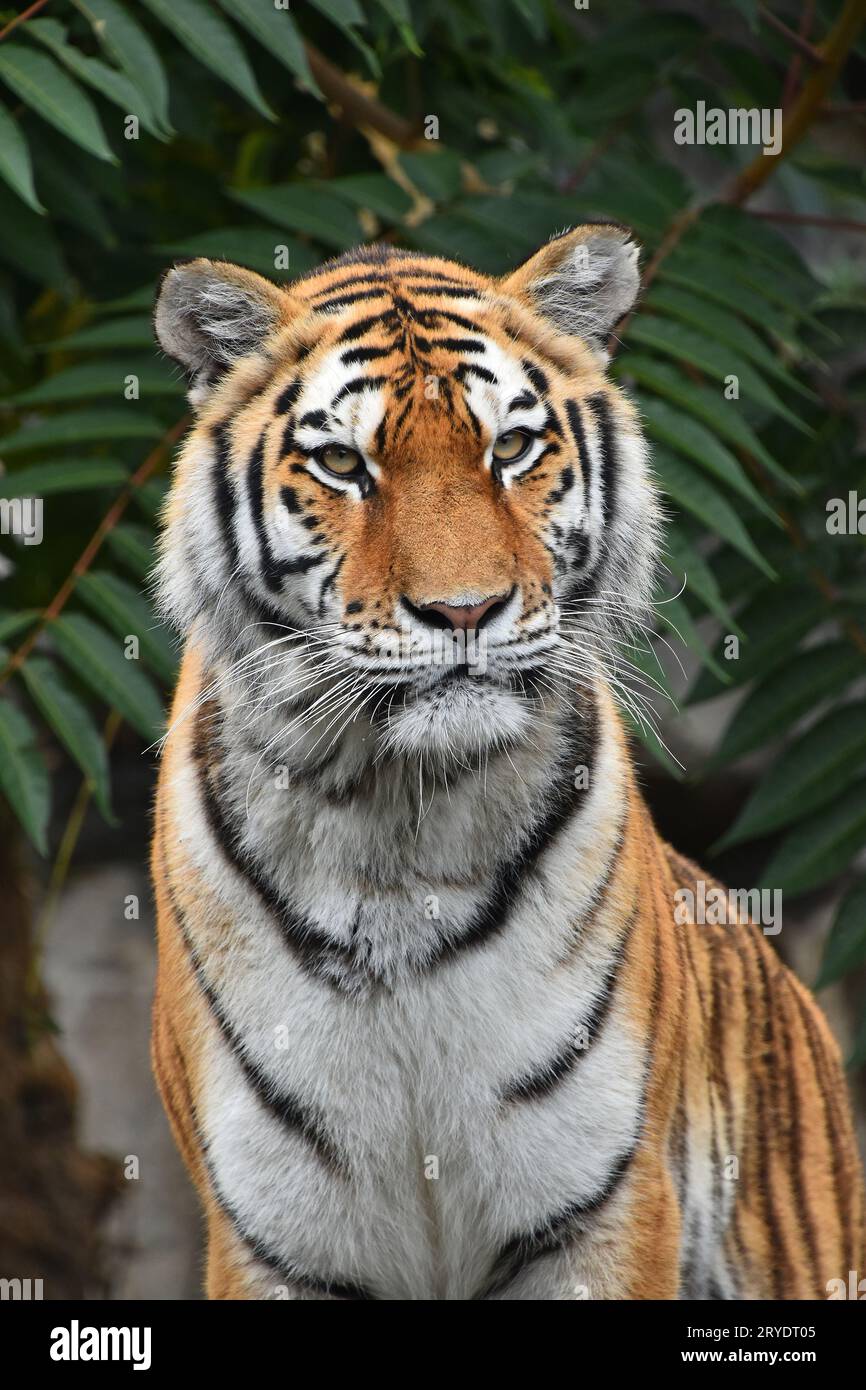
[154,227,659,763]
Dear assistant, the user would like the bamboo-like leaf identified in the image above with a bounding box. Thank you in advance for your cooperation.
[626,318,811,434]
[653,447,774,577]
[10,358,183,405]
[711,643,864,766]
[215,0,321,97]
[688,587,826,704]
[140,0,275,121]
[159,227,320,280]
[39,315,154,352]
[73,0,173,135]
[0,104,44,213]
[50,613,164,741]
[0,44,116,163]
[614,354,800,492]
[27,17,165,140]
[760,779,866,898]
[105,523,154,579]
[0,409,162,454]
[644,284,814,395]
[0,458,128,496]
[229,184,362,249]
[21,655,113,818]
[76,571,177,684]
[0,699,50,853]
[641,398,779,522]
[716,705,866,851]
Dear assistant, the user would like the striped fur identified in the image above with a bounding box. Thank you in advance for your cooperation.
[151,231,864,1299]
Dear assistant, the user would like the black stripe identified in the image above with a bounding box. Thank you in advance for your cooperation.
[425,336,486,354]
[331,374,387,407]
[340,344,396,365]
[162,860,349,1177]
[476,1144,637,1299]
[500,906,635,1104]
[335,312,395,344]
[211,423,240,571]
[248,431,327,592]
[298,409,328,429]
[406,284,481,299]
[193,706,357,990]
[523,361,549,396]
[275,379,302,415]
[316,289,390,310]
[586,392,616,529]
[510,390,538,410]
[455,361,496,386]
[421,702,598,972]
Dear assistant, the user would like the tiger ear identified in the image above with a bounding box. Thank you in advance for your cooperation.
[498,225,641,351]
[154,258,292,401]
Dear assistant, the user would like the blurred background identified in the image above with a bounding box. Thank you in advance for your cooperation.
[0,0,865,1299]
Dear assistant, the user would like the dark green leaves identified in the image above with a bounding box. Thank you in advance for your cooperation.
[50,613,164,742]
[0,701,50,854]
[0,44,116,163]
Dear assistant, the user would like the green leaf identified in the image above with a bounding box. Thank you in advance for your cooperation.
[39,315,155,352]
[640,397,779,522]
[643,284,814,398]
[0,44,116,163]
[10,358,183,405]
[330,174,413,223]
[309,0,365,23]
[689,587,826,704]
[614,354,800,493]
[398,150,464,202]
[0,180,69,291]
[652,447,774,577]
[716,705,866,851]
[0,409,162,454]
[159,226,320,280]
[625,317,812,434]
[656,594,730,684]
[663,525,739,630]
[77,571,177,684]
[0,458,128,497]
[21,655,113,818]
[140,0,275,121]
[50,613,164,741]
[849,1006,866,1072]
[0,610,39,643]
[105,523,154,579]
[229,183,362,250]
[132,475,169,520]
[0,104,44,213]
[374,0,423,55]
[760,778,866,897]
[0,699,50,853]
[215,0,321,97]
[711,643,864,766]
[73,0,173,135]
[26,17,165,140]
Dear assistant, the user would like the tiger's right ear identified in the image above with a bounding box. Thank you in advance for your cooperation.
[154,258,292,403]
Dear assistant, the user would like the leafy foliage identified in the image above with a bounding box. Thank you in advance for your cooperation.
[1,0,865,1045]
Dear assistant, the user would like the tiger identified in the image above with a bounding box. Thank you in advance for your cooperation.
[150,225,865,1300]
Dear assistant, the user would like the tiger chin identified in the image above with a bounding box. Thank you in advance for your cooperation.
[150,227,864,1301]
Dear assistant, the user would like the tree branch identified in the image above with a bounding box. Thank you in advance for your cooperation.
[0,0,51,42]
[304,41,423,150]
[0,416,188,688]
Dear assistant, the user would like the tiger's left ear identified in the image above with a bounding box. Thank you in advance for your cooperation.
[498,224,641,352]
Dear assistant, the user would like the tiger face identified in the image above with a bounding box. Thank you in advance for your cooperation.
[155,228,658,762]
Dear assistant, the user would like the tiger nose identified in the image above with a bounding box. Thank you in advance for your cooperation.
[405,590,512,633]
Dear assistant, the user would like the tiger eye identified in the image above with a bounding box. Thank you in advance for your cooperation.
[492,429,531,463]
[320,444,364,477]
